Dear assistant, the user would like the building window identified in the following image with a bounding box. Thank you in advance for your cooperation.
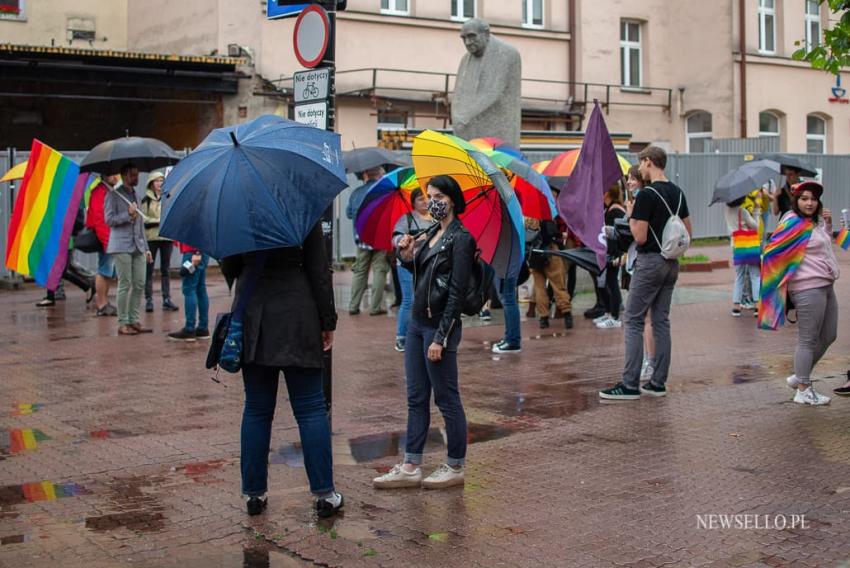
[522,0,544,27]
[620,20,642,87]
[806,114,826,153]
[758,0,776,54]
[381,0,409,15]
[686,111,713,153]
[759,111,780,138]
[0,0,24,20]
[805,0,821,51]
[451,0,476,20]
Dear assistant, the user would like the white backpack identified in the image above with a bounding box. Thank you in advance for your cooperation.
[645,185,690,260]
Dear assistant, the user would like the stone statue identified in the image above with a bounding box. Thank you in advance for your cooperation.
[451,19,522,148]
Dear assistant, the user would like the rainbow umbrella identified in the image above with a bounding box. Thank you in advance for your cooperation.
[468,137,526,162]
[354,167,421,251]
[411,130,525,278]
[535,150,631,189]
[1,161,28,183]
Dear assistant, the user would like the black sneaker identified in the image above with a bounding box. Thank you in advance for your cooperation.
[584,306,605,319]
[478,309,492,321]
[599,383,640,400]
[316,492,344,518]
[491,340,521,354]
[539,317,550,329]
[96,304,117,317]
[145,299,154,313]
[640,382,667,397]
[163,298,180,312]
[563,313,574,329]
[195,328,211,340]
[246,495,268,516]
[394,337,405,352]
[168,328,197,342]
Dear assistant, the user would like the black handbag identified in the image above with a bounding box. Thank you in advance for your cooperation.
[74,228,103,254]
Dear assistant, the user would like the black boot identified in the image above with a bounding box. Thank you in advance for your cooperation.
[564,313,574,329]
[539,316,550,329]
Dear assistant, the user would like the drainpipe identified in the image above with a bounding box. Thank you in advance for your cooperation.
[568,0,576,104]
[738,0,748,138]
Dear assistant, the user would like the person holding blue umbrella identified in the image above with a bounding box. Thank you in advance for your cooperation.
[160,115,348,518]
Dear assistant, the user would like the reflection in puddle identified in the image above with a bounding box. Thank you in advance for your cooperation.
[89,429,135,439]
[0,481,89,506]
[85,510,165,533]
[10,403,45,416]
[0,428,50,454]
[273,423,524,467]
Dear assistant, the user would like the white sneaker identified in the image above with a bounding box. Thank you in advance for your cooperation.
[372,464,422,489]
[595,317,622,329]
[786,374,799,389]
[421,464,464,489]
[593,314,611,324]
[793,386,831,406]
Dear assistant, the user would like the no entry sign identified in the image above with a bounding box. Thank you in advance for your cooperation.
[293,4,330,68]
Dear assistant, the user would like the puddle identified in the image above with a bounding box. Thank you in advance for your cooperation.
[85,510,165,533]
[176,459,228,481]
[480,383,594,419]
[0,534,27,545]
[89,429,135,440]
[0,429,50,454]
[10,403,45,416]
[0,481,89,506]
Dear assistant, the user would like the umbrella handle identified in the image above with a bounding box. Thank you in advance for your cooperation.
[111,187,149,221]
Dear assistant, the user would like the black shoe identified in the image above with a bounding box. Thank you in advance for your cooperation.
[394,337,405,352]
[599,383,640,400]
[640,382,667,397]
[96,304,118,317]
[195,328,211,340]
[145,299,154,313]
[539,317,550,329]
[316,492,344,519]
[168,328,197,342]
[349,308,360,316]
[246,495,268,516]
[162,298,180,312]
[563,314,573,329]
[584,306,605,319]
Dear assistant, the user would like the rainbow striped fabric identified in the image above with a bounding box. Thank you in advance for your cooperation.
[5,140,91,290]
[758,213,814,330]
[835,228,850,251]
[732,229,761,266]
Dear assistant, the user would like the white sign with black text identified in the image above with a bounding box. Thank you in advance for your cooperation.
[294,101,328,130]
[294,68,330,103]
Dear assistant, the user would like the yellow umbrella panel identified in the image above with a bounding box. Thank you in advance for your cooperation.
[410,130,493,193]
[1,161,28,183]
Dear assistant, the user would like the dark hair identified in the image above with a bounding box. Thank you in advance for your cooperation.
[792,189,822,223]
[605,183,622,205]
[410,187,424,208]
[727,196,747,208]
[638,146,667,170]
[119,163,137,175]
[427,175,466,215]
[627,165,644,187]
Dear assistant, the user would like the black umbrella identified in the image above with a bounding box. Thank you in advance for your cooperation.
[80,136,180,174]
[710,160,780,206]
[533,246,602,276]
[758,153,818,178]
[342,147,409,174]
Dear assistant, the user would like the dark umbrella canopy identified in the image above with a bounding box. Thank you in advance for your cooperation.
[343,147,409,174]
[159,115,347,258]
[710,160,780,206]
[536,247,601,276]
[80,136,180,174]
[758,153,818,177]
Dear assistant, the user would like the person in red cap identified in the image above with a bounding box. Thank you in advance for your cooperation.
[781,181,838,406]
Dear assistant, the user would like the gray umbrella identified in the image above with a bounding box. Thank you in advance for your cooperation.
[342,147,409,174]
[80,136,180,175]
[758,153,818,177]
[710,160,781,206]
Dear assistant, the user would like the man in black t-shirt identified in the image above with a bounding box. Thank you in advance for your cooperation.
[771,166,800,217]
[600,146,692,401]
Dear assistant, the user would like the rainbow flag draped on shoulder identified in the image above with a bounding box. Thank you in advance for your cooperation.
[757,213,814,330]
[5,140,94,290]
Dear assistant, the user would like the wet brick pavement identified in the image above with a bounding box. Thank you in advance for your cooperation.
[1,245,849,567]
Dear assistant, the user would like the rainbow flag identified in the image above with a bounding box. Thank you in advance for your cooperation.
[732,230,761,266]
[835,228,850,251]
[758,214,814,330]
[5,140,88,290]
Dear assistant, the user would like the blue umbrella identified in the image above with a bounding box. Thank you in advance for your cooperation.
[159,115,347,258]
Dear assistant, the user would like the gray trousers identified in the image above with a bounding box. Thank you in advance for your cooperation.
[790,284,838,385]
[349,248,390,313]
[622,253,679,389]
[114,252,146,326]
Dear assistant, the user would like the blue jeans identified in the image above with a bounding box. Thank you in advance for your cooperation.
[404,318,467,467]
[495,275,520,345]
[181,253,209,331]
[396,266,414,339]
[241,364,334,496]
[732,263,760,305]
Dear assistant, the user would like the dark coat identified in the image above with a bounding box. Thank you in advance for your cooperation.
[220,224,337,369]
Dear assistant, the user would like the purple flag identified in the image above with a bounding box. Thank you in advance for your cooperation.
[559,102,623,270]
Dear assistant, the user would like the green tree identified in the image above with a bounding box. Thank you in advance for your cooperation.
[792,0,850,74]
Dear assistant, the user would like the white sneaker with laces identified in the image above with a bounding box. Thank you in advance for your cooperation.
[786,374,799,389]
[793,386,830,406]
[593,314,611,324]
[421,464,464,489]
[372,464,422,489]
[596,317,622,329]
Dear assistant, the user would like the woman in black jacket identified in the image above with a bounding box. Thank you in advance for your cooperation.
[373,175,475,490]
[221,223,342,518]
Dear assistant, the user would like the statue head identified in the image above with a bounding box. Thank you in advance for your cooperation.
[460,19,490,57]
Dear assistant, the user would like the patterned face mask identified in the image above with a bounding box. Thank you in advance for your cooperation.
[428,199,449,221]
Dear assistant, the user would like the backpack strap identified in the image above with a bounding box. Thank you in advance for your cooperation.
[644,185,682,250]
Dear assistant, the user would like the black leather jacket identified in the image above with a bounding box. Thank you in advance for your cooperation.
[401,219,475,346]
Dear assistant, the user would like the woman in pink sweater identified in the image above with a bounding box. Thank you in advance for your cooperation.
[785,181,838,406]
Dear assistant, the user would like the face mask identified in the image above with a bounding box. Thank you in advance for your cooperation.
[428,199,449,221]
